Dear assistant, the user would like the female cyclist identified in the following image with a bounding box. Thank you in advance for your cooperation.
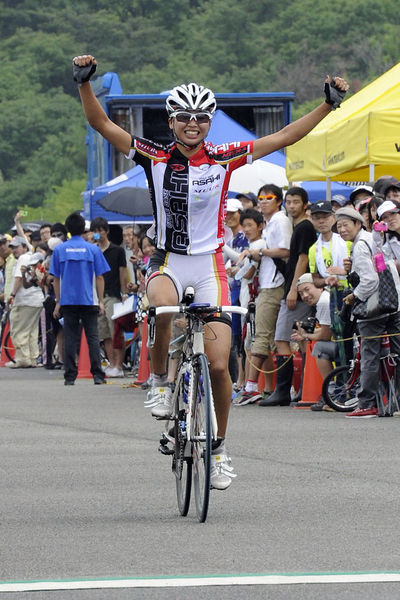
[72,54,348,489]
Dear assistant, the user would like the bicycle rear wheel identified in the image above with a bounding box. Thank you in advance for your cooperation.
[322,364,360,412]
[191,353,212,523]
[173,373,192,516]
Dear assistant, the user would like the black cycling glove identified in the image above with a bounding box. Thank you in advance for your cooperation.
[72,60,97,85]
[324,78,346,110]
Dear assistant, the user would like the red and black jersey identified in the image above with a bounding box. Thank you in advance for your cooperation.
[127,137,253,255]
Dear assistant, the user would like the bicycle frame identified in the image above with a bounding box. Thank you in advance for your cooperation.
[148,302,255,440]
[149,301,255,521]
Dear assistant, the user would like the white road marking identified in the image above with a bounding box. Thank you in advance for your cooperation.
[1,572,400,592]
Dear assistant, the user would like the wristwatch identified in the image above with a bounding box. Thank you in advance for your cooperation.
[258,249,263,258]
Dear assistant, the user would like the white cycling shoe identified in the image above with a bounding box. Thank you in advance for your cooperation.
[150,386,173,419]
[210,453,237,490]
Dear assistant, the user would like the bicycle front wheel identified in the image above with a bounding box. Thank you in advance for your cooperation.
[173,373,192,517]
[191,353,212,523]
[322,364,360,412]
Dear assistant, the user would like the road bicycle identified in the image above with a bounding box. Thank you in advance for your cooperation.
[322,335,399,415]
[147,292,255,523]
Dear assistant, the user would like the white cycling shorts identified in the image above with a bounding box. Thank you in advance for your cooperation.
[147,249,230,308]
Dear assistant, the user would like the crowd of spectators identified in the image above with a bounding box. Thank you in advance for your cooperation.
[1,173,400,416]
[224,175,400,417]
[0,211,152,378]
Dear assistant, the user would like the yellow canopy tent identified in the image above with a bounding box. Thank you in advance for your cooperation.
[286,62,400,183]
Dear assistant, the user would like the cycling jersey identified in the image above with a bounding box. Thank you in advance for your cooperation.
[127,137,253,256]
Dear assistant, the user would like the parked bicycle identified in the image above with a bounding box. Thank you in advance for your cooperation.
[147,291,255,523]
[322,335,399,415]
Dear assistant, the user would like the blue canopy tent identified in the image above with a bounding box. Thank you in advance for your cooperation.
[82,110,354,222]
[208,111,353,202]
[297,180,353,203]
[208,110,286,167]
[82,110,288,222]
[82,164,152,224]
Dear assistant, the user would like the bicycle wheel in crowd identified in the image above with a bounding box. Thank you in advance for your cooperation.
[173,371,192,517]
[191,353,212,523]
[3,329,15,363]
[322,364,360,412]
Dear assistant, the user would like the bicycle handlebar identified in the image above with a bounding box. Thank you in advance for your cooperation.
[153,305,249,317]
[147,303,256,348]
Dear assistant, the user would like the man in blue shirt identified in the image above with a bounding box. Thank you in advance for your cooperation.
[50,213,110,385]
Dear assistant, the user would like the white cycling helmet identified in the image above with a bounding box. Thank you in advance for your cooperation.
[166,83,216,115]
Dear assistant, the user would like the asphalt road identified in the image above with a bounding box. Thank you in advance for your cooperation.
[1,367,400,599]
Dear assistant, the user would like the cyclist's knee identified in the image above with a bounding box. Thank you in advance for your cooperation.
[147,275,178,307]
[209,357,229,379]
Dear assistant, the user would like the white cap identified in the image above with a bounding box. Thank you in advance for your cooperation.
[349,184,373,206]
[226,198,243,213]
[296,273,313,287]
[47,237,63,251]
[377,200,400,219]
[28,252,45,265]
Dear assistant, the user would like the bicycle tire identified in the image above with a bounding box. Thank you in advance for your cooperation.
[4,330,15,363]
[191,353,212,523]
[322,364,360,412]
[173,372,192,516]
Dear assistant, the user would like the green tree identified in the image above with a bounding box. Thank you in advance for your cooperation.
[14,177,86,228]
[0,0,399,232]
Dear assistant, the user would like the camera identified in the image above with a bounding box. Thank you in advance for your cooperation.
[373,222,388,232]
[347,271,360,288]
[292,316,318,334]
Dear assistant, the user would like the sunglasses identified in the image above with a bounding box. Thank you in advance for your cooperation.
[171,111,212,124]
[258,194,277,201]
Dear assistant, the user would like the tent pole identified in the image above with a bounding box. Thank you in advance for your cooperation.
[369,164,375,183]
[326,178,331,201]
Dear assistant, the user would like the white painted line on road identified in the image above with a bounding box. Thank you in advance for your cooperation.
[1,572,400,592]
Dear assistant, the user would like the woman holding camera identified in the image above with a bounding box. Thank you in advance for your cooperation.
[372,200,400,271]
[338,205,400,418]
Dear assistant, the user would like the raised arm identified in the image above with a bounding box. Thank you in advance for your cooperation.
[14,212,31,247]
[73,55,132,156]
[252,76,349,161]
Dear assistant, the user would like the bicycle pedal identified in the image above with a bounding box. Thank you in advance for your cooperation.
[159,444,174,455]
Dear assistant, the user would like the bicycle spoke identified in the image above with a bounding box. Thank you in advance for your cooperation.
[173,374,192,516]
[323,365,360,412]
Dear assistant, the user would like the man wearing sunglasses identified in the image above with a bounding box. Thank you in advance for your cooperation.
[72,54,348,490]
